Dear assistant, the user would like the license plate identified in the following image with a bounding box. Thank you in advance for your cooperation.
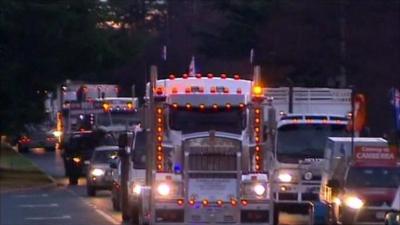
[376,212,385,219]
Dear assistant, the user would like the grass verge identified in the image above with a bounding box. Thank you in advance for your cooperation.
[0,144,53,192]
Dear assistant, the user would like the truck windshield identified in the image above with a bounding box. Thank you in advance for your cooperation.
[169,108,245,134]
[346,167,400,188]
[132,132,146,169]
[97,111,138,127]
[276,123,348,162]
[92,149,118,163]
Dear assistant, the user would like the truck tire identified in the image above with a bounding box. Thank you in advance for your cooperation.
[87,185,96,196]
[130,205,139,225]
[69,175,78,185]
[112,188,121,211]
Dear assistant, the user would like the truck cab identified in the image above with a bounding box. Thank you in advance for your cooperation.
[264,87,352,224]
[136,66,272,225]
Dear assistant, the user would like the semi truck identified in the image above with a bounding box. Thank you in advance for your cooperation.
[120,66,273,225]
[263,87,352,224]
[320,137,400,225]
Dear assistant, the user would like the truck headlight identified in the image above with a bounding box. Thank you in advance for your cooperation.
[253,184,266,196]
[133,184,142,195]
[278,173,292,183]
[344,196,364,209]
[157,183,170,196]
[91,168,105,176]
[53,130,62,137]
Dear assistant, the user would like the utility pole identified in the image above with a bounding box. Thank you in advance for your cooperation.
[338,0,347,88]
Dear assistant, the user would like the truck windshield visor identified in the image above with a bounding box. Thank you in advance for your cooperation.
[169,107,245,134]
[346,167,400,188]
[276,123,348,162]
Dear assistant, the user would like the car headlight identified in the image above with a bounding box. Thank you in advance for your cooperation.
[72,157,81,163]
[344,196,364,209]
[157,183,170,196]
[91,168,105,176]
[133,184,142,195]
[278,173,292,183]
[253,184,266,196]
[52,130,62,137]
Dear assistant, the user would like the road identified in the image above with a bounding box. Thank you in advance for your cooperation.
[1,148,309,225]
[0,148,122,225]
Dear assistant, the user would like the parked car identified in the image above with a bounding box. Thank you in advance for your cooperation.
[86,146,119,196]
[17,130,57,152]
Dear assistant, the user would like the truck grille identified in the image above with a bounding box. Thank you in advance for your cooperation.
[184,136,240,172]
[189,154,236,171]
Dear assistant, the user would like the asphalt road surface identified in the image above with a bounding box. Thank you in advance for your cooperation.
[1,148,310,225]
[1,148,122,225]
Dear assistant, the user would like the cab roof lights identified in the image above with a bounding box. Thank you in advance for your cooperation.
[253,86,263,95]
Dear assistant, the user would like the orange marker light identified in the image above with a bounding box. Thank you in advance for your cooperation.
[216,200,223,206]
[226,103,231,109]
[202,199,209,206]
[186,103,192,109]
[212,104,218,109]
[241,200,248,206]
[253,86,263,95]
[189,199,195,205]
[156,87,164,95]
[172,103,178,108]
[127,102,133,109]
[231,199,237,207]
[177,199,184,206]
[156,108,163,114]
[199,104,205,110]
[172,87,178,94]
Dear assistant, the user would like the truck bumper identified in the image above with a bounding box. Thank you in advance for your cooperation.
[151,200,272,225]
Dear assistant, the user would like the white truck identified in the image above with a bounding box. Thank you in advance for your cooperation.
[264,87,352,224]
[320,137,399,225]
[128,66,272,225]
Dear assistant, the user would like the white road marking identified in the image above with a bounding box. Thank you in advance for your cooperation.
[94,208,119,225]
[65,187,120,224]
[20,203,59,208]
[15,193,48,198]
[25,215,71,220]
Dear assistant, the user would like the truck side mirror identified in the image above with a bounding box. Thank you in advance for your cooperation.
[109,161,118,169]
[118,133,128,157]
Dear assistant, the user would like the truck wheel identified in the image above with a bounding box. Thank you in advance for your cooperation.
[69,176,78,185]
[122,213,131,222]
[111,189,121,211]
[130,206,139,225]
[138,204,149,225]
[87,185,96,196]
